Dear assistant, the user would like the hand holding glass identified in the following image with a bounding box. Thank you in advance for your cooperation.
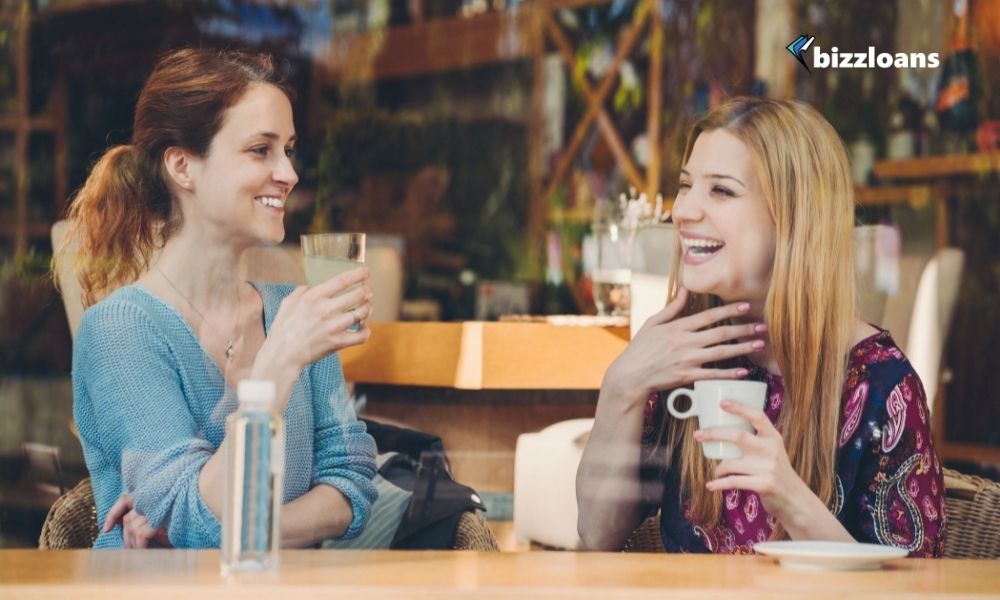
[301,233,366,332]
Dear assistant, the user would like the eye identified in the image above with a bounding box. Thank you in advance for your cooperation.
[250,146,269,157]
[712,186,734,197]
[678,181,691,191]
[284,146,296,158]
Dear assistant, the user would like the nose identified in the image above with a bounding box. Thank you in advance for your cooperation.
[274,154,299,190]
[671,184,704,225]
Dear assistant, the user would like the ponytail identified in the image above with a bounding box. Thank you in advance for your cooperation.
[58,144,173,307]
[55,47,289,308]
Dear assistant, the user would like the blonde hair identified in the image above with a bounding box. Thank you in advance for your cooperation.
[663,97,856,539]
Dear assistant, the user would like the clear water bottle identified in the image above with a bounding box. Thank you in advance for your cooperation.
[221,380,284,575]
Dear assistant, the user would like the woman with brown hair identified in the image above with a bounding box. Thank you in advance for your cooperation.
[62,48,378,548]
[577,97,945,556]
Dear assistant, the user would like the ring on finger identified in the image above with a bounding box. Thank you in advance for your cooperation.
[349,306,362,329]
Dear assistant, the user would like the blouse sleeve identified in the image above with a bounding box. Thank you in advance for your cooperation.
[73,301,224,548]
[837,369,946,557]
[307,353,379,539]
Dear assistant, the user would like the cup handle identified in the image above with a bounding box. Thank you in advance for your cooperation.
[666,388,696,419]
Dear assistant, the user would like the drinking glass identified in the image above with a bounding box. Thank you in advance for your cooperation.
[301,232,366,332]
[591,224,631,317]
[629,223,675,337]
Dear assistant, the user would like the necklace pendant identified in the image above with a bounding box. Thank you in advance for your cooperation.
[225,340,235,361]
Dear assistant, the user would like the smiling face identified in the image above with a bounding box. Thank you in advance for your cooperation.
[184,83,298,245]
[673,129,776,304]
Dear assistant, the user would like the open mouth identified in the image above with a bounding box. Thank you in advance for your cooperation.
[682,238,726,258]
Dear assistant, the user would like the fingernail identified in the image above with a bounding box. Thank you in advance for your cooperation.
[754,323,768,333]
[737,368,749,377]
[738,303,750,312]
[752,340,766,349]
[720,399,732,407]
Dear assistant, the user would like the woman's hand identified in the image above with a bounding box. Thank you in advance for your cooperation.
[260,267,373,378]
[103,494,171,549]
[604,287,768,399]
[697,400,818,529]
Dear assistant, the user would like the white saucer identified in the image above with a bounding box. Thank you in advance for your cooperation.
[754,541,908,571]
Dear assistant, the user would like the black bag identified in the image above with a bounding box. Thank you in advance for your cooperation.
[361,419,487,549]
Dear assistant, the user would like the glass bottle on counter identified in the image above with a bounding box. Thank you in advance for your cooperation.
[222,380,284,575]
[539,230,576,315]
[849,72,879,185]
[935,0,980,152]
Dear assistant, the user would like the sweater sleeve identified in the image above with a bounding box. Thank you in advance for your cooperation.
[308,353,378,539]
[74,301,224,548]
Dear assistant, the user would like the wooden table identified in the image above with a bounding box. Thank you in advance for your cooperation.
[339,322,629,492]
[3,550,999,599]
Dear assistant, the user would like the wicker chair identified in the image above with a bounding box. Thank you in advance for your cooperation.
[942,467,1000,559]
[39,478,99,549]
[621,468,1000,557]
[450,511,500,551]
[622,514,665,553]
[40,477,499,551]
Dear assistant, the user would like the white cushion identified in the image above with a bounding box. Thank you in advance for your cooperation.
[513,418,593,549]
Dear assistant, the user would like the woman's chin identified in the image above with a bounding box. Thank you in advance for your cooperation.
[258,225,286,246]
[679,277,719,298]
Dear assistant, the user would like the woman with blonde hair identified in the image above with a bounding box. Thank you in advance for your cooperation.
[577,97,945,556]
[63,47,378,548]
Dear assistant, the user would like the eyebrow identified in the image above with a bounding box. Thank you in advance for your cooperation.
[679,169,746,188]
[248,132,297,144]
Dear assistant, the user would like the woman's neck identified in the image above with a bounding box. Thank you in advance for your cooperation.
[150,226,247,308]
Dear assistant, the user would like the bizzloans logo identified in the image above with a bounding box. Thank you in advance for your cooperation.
[787,35,940,71]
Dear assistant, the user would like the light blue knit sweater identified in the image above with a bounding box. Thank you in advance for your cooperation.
[73,282,378,549]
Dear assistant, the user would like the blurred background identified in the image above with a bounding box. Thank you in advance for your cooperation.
[1,0,998,548]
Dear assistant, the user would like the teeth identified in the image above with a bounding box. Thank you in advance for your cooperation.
[683,238,724,249]
[255,196,284,208]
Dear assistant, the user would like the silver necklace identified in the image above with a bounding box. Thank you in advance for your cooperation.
[155,265,241,361]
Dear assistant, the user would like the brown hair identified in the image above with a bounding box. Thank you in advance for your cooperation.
[663,97,856,539]
[59,47,292,306]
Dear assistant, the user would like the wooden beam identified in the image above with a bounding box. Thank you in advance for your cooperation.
[14,0,29,255]
[53,67,69,218]
[0,221,51,238]
[528,2,549,248]
[854,184,933,208]
[935,190,949,249]
[873,153,1000,180]
[0,116,55,131]
[540,0,652,210]
[942,442,1000,467]
[548,0,614,9]
[315,10,534,85]
[645,0,663,201]
[783,0,797,99]
[542,10,643,192]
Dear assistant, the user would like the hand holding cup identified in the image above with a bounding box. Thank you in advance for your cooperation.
[666,380,767,460]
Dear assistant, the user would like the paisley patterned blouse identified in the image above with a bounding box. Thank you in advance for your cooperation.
[640,328,946,557]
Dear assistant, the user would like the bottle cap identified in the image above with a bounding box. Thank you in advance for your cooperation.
[237,379,276,409]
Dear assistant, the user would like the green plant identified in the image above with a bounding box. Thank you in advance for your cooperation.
[1,248,51,281]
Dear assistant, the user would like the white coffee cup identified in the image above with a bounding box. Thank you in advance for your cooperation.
[666,380,767,460]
